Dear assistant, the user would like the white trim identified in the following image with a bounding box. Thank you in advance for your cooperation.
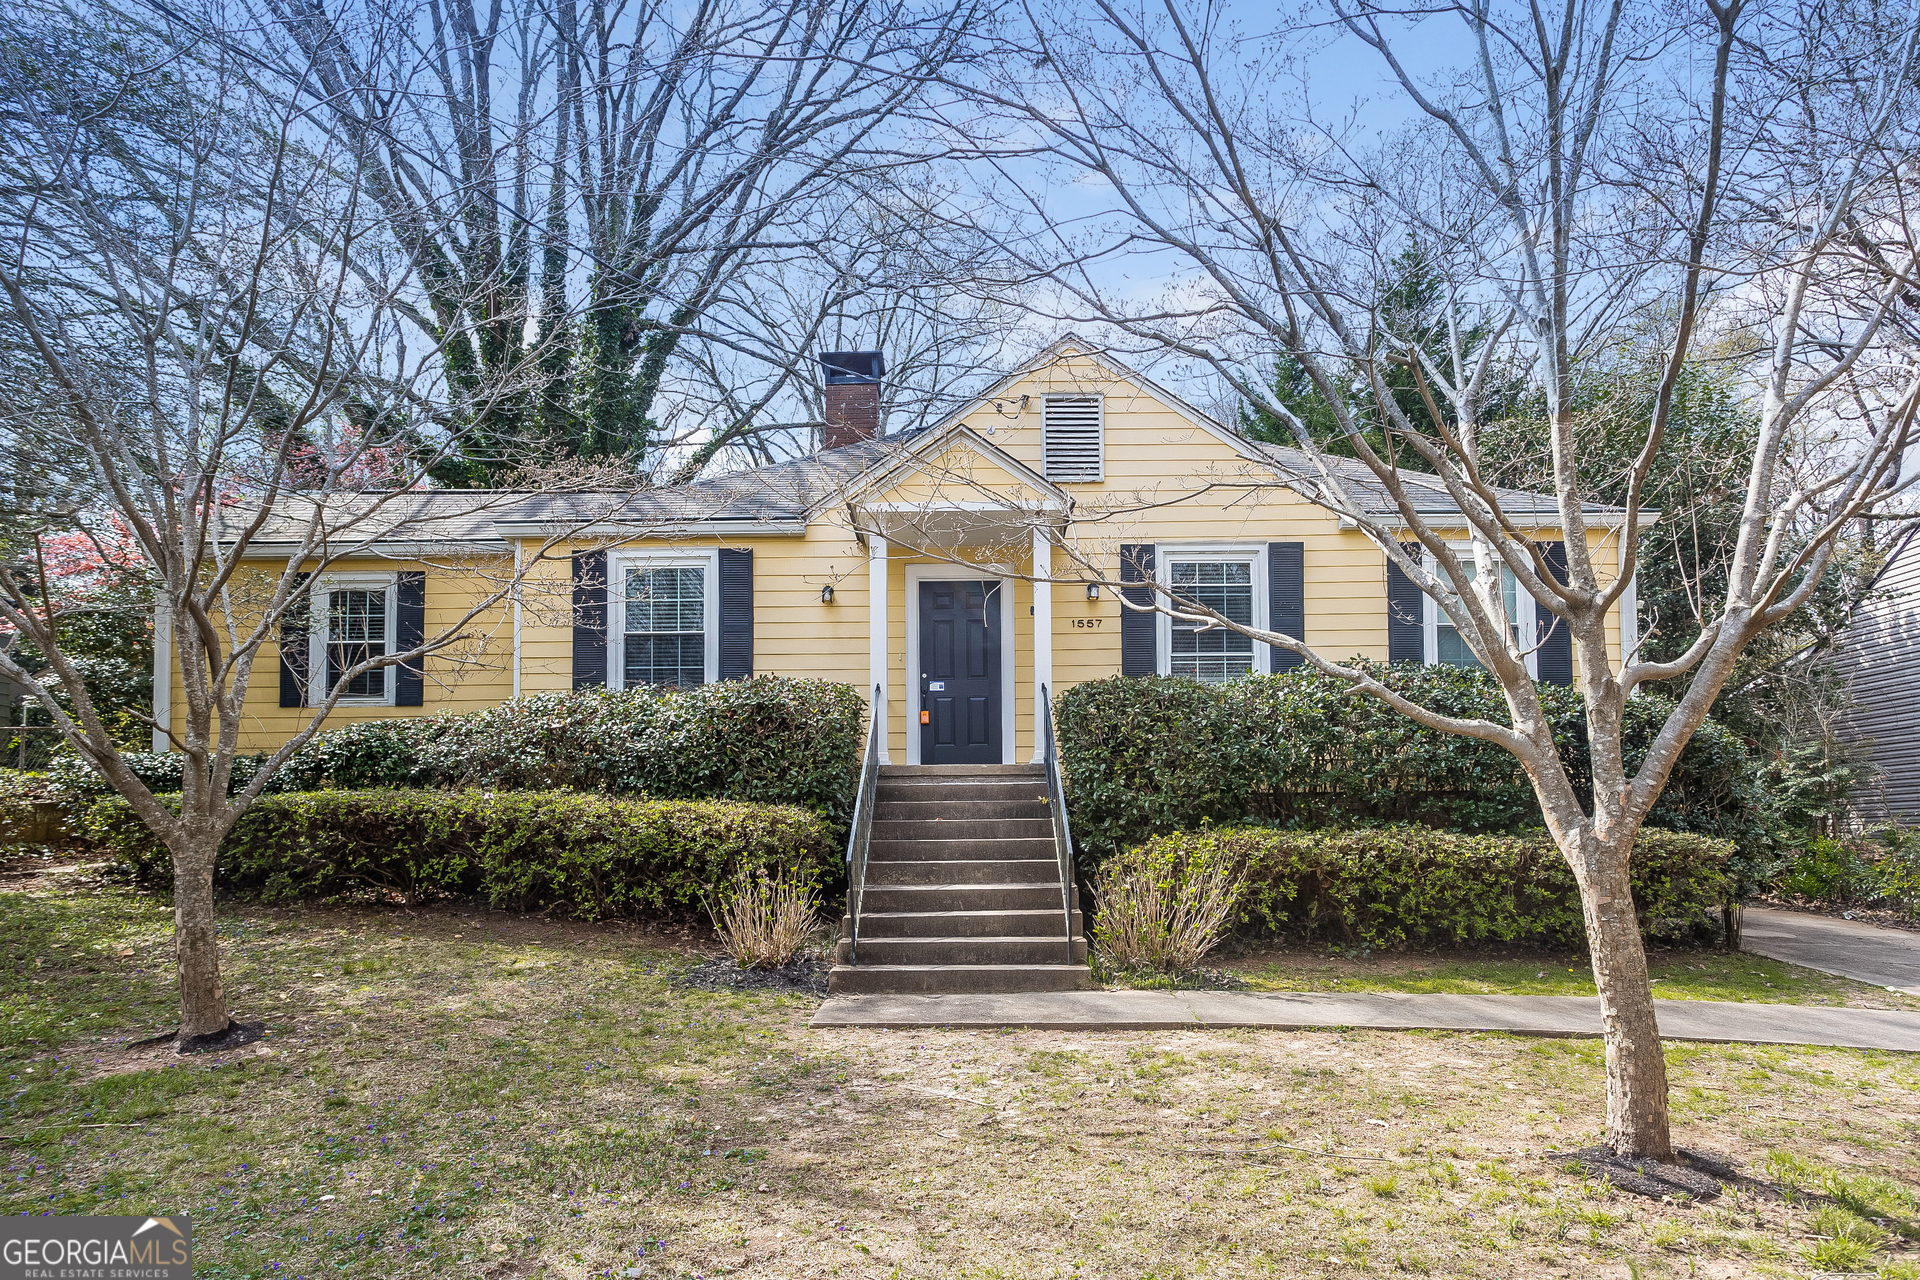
[607,549,720,690]
[1153,543,1269,681]
[834,425,1072,515]
[308,571,400,707]
[237,539,508,560]
[1031,530,1053,764]
[511,540,523,699]
[489,520,807,539]
[1618,536,1640,665]
[869,537,891,764]
[1422,545,1538,679]
[151,596,172,752]
[903,564,1018,766]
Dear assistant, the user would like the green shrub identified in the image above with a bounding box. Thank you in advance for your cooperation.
[84,789,837,919]
[267,677,865,824]
[44,751,269,802]
[1777,827,1920,915]
[49,677,866,827]
[1130,824,1733,948]
[1055,669,1762,862]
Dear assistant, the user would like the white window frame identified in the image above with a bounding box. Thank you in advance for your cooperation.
[1041,393,1105,483]
[308,571,399,707]
[1423,545,1538,679]
[1155,543,1268,681]
[609,549,720,690]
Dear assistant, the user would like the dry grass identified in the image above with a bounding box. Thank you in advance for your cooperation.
[707,872,817,969]
[3,865,1919,1279]
[1091,852,1240,974]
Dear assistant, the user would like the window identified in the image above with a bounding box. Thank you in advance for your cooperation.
[313,576,396,705]
[1168,558,1256,683]
[1042,394,1103,482]
[1426,549,1535,676]
[621,564,708,689]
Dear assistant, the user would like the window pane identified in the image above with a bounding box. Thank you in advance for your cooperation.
[1169,559,1254,684]
[1432,560,1524,671]
[625,567,704,633]
[327,588,387,697]
[1435,622,1478,668]
[624,634,706,689]
[624,566,705,688]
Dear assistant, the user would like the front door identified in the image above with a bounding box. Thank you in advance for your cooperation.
[918,580,1002,765]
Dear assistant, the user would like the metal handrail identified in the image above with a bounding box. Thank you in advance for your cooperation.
[843,684,884,965]
[1039,684,1078,964]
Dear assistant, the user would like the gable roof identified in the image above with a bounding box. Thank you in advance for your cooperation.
[238,341,1637,553]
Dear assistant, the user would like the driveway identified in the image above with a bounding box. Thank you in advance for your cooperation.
[1742,905,1920,996]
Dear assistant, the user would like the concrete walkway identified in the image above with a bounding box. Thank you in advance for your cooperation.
[1742,905,1920,996]
[810,989,1920,1051]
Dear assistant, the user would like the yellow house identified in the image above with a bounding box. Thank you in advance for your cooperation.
[161,340,1638,765]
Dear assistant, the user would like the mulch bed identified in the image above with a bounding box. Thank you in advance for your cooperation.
[674,956,831,996]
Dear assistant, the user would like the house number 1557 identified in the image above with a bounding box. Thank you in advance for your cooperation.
[1071,618,1104,628]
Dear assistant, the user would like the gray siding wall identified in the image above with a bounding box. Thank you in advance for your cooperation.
[1837,537,1920,823]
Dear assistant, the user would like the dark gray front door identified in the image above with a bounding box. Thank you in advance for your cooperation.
[918,580,1001,765]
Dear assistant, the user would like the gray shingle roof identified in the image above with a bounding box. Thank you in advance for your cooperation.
[1247,440,1629,525]
[239,411,1622,555]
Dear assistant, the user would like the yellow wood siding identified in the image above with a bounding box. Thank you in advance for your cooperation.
[182,349,1630,760]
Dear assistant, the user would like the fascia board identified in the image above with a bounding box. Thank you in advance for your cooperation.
[233,539,510,560]
[491,519,808,539]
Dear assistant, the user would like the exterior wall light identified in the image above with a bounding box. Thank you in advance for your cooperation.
[1086,583,1100,600]
[821,584,835,604]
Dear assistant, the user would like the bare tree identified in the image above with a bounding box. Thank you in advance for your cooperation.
[218,0,986,482]
[656,177,1033,477]
[0,8,640,1050]
[938,0,1920,1158]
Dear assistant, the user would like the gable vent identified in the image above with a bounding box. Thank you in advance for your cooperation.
[1042,394,1104,482]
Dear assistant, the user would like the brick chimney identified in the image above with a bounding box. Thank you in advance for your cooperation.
[818,351,884,450]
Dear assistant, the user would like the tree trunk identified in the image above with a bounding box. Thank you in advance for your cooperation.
[172,842,229,1042]
[1583,858,1673,1159]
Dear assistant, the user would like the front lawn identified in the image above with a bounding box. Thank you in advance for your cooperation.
[3,865,1918,1279]
[1217,943,1920,1011]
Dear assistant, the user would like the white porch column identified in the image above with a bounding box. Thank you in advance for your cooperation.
[151,595,173,753]
[868,535,891,763]
[1031,527,1053,763]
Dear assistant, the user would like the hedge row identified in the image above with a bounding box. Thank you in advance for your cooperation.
[51,676,867,826]
[1129,825,1734,948]
[84,789,837,919]
[1055,668,1760,859]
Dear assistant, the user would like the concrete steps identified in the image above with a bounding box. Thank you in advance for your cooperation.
[830,763,1095,995]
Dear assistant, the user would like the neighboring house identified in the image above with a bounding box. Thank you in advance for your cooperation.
[155,341,1640,765]
[1837,530,1920,823]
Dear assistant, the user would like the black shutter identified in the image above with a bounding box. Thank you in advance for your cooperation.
[1536,541,1573,686]
[278,573,311,708]
[1386,542,1424,665]
[718,549,753,680]
[1119,543,1156,677]
[394,571,426,706]
[572,550,608,689]
[1267,541,1305,673]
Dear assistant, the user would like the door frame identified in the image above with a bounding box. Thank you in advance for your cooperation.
[904,563,1017,766]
